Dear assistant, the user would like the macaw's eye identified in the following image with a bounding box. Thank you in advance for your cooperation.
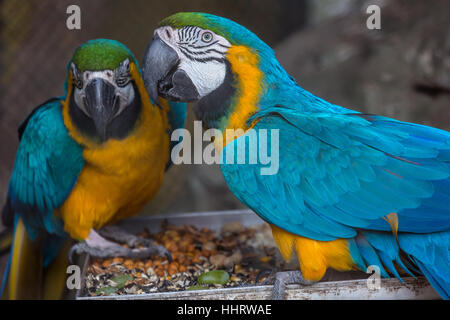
[71,62,83,89]
[116,76,130,87]
[115,58,131,87]
[201,31,213,43]
[74,78,83,89]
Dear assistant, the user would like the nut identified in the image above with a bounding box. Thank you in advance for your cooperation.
[221,221,244,234]
[209,254,227,268]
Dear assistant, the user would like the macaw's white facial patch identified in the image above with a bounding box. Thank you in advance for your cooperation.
[155,26,232,98]
[179,59,226,97]
[114,81,135,117]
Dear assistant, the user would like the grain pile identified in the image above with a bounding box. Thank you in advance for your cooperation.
[83,221,289,296]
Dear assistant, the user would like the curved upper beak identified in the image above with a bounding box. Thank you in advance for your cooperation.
[83,78,119,141]
[142,34,179,107]
[142,34,200,106]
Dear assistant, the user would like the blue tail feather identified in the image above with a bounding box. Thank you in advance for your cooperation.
[0,215,19,297]
[0,215,66,298]
[351,230,450,299]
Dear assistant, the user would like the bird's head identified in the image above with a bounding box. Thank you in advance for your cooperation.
[66,39,144,143]
[142,13,290,129]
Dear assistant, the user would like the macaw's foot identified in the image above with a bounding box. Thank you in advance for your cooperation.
[68,228,171,264]
[98,226,172,262]
[271,271,315,300]
[256,269,275,284]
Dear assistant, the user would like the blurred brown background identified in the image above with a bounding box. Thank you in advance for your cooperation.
[0,0,449,220]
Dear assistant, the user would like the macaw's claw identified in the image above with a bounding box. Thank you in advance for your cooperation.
[68,228,172,264]
[98,226,172,262]
[256,269,276,285]
[271,271,315,300]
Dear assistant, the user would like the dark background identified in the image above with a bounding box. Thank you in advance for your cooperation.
[0,0,449,274]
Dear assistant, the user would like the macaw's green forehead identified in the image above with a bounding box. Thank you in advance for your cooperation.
[71,39,136,72]
[159,12,266,49]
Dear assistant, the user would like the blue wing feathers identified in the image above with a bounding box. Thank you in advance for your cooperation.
[399,232,450,298]
[166,101,187,169]
[354,234,390,278]
[348,239,367,271]
[167,101,187,134]
[224,108,450,235]
[5,99,84,238]
[221,105,450,298]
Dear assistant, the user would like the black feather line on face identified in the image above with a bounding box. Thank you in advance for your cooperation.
[193,60,236,129]
[179,45,226,57]
[187,26,195,41]
[69,82,142,143]
[203,48,227,55]
[180,46,226,57]
[195,28,201,40]
[179,46,204,56]
[179,46,225,63]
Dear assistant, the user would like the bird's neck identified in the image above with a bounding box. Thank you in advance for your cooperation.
[192,60,236,131]
[194,45,269,133]
[194,45,301,134]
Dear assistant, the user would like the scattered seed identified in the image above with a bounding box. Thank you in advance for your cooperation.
[230,275,241,282]
[84,222,283,297]
[259,256,272,263]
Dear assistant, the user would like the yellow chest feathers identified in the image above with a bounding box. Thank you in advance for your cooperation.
[59,75,170,240]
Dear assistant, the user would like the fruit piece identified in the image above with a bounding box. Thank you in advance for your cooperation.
[95,286,118,295]
[198,270,230,285]
[187,285,208,291]
[111,274,134,288]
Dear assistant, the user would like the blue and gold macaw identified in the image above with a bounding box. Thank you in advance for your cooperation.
[142,13,450,299]
[1,39,186,299]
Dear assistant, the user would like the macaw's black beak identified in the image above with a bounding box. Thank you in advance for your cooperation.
[142,34,200,107]
[83,78,119,141]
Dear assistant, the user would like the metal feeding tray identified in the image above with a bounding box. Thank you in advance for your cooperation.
[75,209,439,300]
